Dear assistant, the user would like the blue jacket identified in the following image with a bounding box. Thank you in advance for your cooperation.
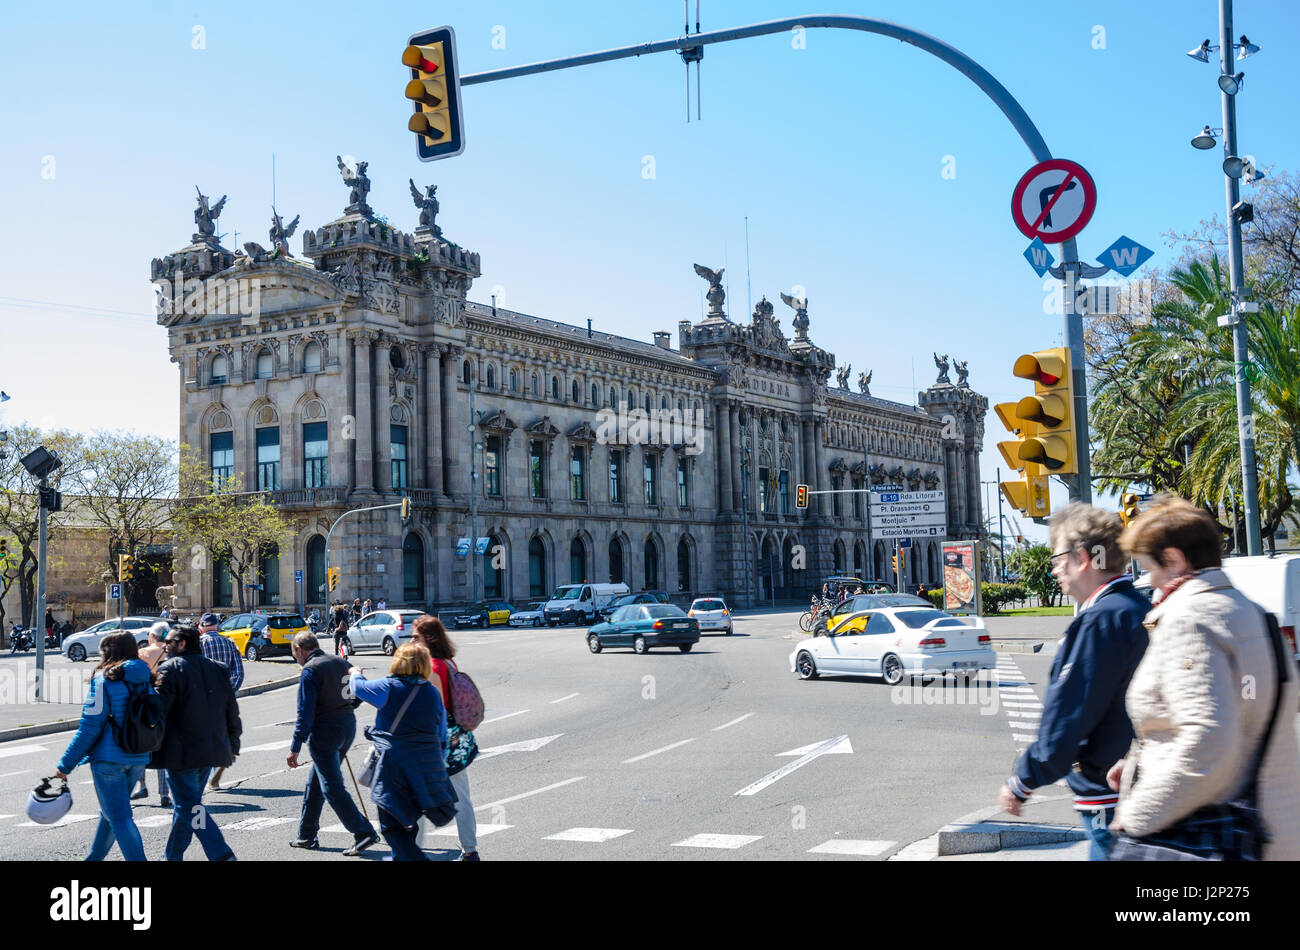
[351,674,456,827]
[1011,578,1150,809]
[58,659,154,774]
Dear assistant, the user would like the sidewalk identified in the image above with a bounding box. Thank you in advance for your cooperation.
[0,652,302,742]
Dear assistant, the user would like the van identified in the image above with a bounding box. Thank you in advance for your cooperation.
[543,582,630,626]
[1219,554,1300,659]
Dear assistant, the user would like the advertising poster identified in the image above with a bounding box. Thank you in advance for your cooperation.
[942,540,981,616]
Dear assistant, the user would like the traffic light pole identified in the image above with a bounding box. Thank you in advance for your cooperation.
[35,475,48,701]
[1060,247,1093,506]
[324,502,405,605]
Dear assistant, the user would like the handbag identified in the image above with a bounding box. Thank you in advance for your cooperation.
[357,680,423,788]
[1110,612,1290,861]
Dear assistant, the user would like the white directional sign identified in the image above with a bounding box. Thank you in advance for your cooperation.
[870,489,946,536]
[874,525,947,540]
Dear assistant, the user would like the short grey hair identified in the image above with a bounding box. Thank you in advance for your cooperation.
[1049,502,1123,575]
[149,622,170,642]
[292,631,319,654]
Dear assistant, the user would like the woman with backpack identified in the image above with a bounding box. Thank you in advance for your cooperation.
[52,632,154,861]
[411,615,480,861]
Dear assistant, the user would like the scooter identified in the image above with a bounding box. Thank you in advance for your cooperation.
[9,624,34,653]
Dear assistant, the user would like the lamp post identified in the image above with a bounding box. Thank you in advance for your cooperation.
[741,439,753,608]
[20,446,61,702]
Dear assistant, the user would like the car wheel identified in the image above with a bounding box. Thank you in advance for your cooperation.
[382,636,396,656]
[726,624,734,636]
[244,644,260,662]
[67,643,86,662]
[795,651,819,680]
[881,654,905,686]
[678,644,693,654]
[480,618,489,629]
[548,620,558,627]
[587,634,602,654]
[633,635,648,655]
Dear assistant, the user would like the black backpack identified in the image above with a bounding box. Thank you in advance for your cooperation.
[107,680,166,755]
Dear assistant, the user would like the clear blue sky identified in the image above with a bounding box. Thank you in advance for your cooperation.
[2,0,1296,542]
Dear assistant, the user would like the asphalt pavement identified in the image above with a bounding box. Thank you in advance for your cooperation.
[0,608,1095,861]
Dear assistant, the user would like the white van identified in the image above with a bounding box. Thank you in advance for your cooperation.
[543,582,630,626]
[1219,554,1300,659]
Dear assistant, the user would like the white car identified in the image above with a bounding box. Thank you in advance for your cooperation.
[62,617,161,662]
[788,606,994,685]
[688,597,733,635]
[344,610,422,655]
[509,602,547,628]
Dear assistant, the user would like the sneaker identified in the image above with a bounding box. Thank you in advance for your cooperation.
[459,851,480,862]
[130,787,148,801]
[289,837,320,850]
[159,797,172,808]
[343,832,380,857]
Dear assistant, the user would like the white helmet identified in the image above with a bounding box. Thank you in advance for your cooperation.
[26,776,72,824]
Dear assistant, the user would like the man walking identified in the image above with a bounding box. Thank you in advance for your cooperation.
[153,624,241,861]
[198,612,243,790]
[131,623,173,807]
[997,502,1150,860]
[285,632,379,856]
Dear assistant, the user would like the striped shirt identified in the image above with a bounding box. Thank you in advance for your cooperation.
[201,631,245,691]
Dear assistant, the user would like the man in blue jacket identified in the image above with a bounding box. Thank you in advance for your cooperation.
[998,502,1150,860]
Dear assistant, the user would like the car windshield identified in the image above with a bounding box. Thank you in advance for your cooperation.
[646,604,685,618]
[693,600,725,611]
[611,595,637,608]
[893,609,957,629]
[873,594,931,607]
[268,616,304,628]
[553,587,582,600]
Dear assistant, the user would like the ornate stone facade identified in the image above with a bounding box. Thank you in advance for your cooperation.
[159,167,986,611]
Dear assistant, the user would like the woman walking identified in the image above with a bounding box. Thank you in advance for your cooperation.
[52,632,154,861]
[411,616,480,861]
[1107,497,1300,860]
[348,644,457,860]
[131,623,172,807]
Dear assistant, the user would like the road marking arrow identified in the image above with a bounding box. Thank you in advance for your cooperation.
[735,735,852,796]
[476,734,563,760]
[777,737,854,757]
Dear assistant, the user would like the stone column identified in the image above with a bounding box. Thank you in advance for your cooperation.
[729,404,742,512]
[813,421,826,517]
[966,441,982,534]
[354,333,374,491]
[715,401,732,513]
[442,349,462,498]
[374,338,393,492]
[426,346,444,495]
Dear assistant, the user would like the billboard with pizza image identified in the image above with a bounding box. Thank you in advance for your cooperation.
[942,540,981,615]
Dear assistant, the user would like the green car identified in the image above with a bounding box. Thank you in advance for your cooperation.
[586,603,700,655]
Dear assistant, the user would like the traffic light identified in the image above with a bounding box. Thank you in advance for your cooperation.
[403,26,465,162]
[118,553,134,583]
[328,567,341,592]
[795,484,809,509]
[0,538,7,561]
[892,552,905,574]
[400,497,411,521]
[1012,348,1076,474]
[891,554,897,575]
[995,401,1051,519]
[1120,492,1141,526]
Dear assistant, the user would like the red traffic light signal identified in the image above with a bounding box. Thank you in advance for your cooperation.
[795,484,809,509]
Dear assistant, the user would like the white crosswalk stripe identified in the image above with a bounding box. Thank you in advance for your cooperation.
[225,816,295,831]
[544,827,633,842]
[672,833,762,849]
[17,813,96,828]
[807,839,895,856]
[0,744,48,760]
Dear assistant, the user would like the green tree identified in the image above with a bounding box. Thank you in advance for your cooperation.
[1006,544,1060,607]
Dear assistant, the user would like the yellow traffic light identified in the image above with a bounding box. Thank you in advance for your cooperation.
[404,26,465,162]
[328,567,341,592]
[795,484,809,509]
[119,553,134,583]
[401,497,411,520]
[1012,348,1076,474]
[1000,474,1051,519]
[1120,492,1141,526]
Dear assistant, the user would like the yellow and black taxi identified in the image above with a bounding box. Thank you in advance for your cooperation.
[218,612,309,660]
[453,601,514,629]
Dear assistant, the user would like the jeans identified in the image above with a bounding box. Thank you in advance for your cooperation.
[298,717,374,840]
[1080,806,1115,861]
[87,761,148,861]
[164,767,234,861]
[379,806,428,861]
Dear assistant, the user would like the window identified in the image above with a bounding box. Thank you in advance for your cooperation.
[303,342,322,373]
[210,354,228,385]
[462,361,471,384]
[531,374,539,396]
[391,425,408,489]
[609,449,624,503]
[677,458,689,507]
[759,467,771,513]
[258,543,280,606]
[831,475,842,516]
[485,365,495,390]
[609,386,617,408]
[853,479,863,518]
[485,435,501,496]
[644,539,659,589]
[210,431,233,484]
[256,426,280,491]
[644,394,651,414]
[677,538,691,592]
[529,537,547,599]
[572,380,580,403]
[256,349,273,379]
[509,369,518,392]
[529,440,545,498]
[213,554,232,606]
[306,535,326,599]
[402,534,424,603]
[643,454,658,506]
[570,446,585,501]
[551,377,559,399]
[484,538,503,599]
[780,470,790,514]
[608,537,624,584]
[303,422,328,488]
[591,383,599,406]
[570,537,586,584]
[627,389,635,410]
[661,396,668,411]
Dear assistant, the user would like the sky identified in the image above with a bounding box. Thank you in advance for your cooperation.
[1,0,1296,544]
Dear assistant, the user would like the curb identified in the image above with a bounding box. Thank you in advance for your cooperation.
[0,673,301,744]
[937,820,1085,856]
[992,641,1045,654]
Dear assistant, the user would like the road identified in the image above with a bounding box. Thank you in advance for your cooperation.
[0,609,1074,861]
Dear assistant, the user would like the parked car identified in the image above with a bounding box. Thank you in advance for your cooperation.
[509,602,547,628]
[597,590,670,622]
[790,605,994,685]
[454,601,514,629]
[345,609,423,655]
[218,612,309,661]
[543,583,629,626]
[814,592,932,634]
[586,603,699,654]
[687,597,733,635]
[62,617,159,662]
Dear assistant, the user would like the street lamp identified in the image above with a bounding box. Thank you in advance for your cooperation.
[1190,125,1219,149]
[1218,71,1244,95]
[1186,39,1213,62]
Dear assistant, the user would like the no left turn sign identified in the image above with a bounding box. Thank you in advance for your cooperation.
[1011,159,1096,244]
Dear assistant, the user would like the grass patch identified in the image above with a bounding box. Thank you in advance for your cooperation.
[990,606,1075,617]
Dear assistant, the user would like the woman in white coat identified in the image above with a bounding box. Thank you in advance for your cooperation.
[1108,496,1300,860]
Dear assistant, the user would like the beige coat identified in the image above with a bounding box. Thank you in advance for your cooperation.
[1116,569,1300,859]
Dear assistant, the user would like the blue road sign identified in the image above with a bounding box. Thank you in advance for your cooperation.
[1023,238,1055,277]
[295,569,303,582]
[898,537,913,548]
[110,584,121,600]
[1097,235,1153,278]
[455,537,471,557]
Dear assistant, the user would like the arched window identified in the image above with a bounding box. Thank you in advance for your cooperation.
[833,541,845,574]
[570,537,586,584]
[591,383,599,406]
[462,361,471,385]
[303,342,322,373]
[608,537,625,585]
[531,374,539,396]
[627,389,635,410]
[677,398,684,414]
[644,394,651,414]
[644,538,660,590]
[403,533,425,603]
[609,386,617,408]
[389,347,405,372]
[660,396,668,411]
[484,536,504,599]
[256,349,274,380]
[676,537,691,592]
[258,543,280,606]
[306,535,326,602]
[210,353,228,385]
[528,537,547,599]
[572,380,580,403]
[485,365,495,389]
[509,369,518,393]
[551,376,559,399]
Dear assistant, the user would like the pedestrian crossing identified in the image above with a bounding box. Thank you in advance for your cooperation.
[996,656,1044,752]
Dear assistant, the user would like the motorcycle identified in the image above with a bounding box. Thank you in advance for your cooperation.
[9,624,34,653]
[307,610,322,634]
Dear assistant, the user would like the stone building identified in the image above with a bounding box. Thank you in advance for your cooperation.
[155,163,986,613]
